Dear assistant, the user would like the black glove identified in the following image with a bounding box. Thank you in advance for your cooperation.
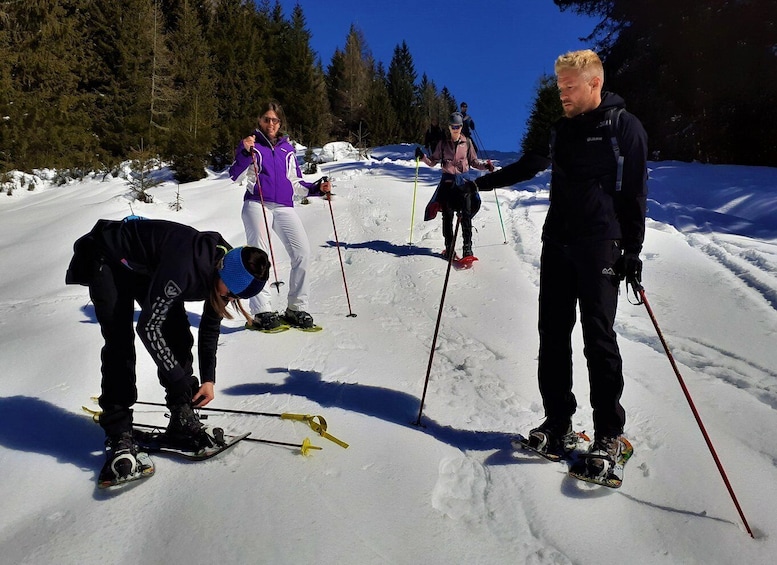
[616,251,643,284]
[414,147,425,160]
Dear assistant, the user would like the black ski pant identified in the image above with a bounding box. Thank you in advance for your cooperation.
[88,259,197,438]
[438,179,472,251]
[442,207,472,252]
[537,239,625,438]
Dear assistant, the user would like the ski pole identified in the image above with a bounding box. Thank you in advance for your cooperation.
[86,399,348,448]
[250,151,284,293]
[415,216,461,426]
[132,400,348,448]
[131,422,323,456]
[630,280,754,538]
[409,157,420,245]
[490,179,507,244]
[324,177,357,318]
[242,436,322,455]
[473,130,507,244]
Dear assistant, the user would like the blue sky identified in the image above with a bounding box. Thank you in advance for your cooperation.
[271,0,600,152]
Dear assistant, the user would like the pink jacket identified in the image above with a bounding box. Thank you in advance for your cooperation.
[421,135,488,175]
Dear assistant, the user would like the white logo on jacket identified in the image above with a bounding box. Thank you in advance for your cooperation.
[164,280,182,298]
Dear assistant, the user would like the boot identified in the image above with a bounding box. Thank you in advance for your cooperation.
[585,436,623,478]
[99,431,142,484]
[165,403,208,448]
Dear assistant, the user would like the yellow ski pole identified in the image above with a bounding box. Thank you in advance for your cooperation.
[409,157,420,245]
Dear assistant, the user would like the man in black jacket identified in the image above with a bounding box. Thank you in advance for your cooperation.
[471,50,648,478]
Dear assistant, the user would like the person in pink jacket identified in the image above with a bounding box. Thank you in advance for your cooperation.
[415,112,493,258]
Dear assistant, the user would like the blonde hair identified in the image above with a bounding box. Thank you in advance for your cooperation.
[555,49,604,82]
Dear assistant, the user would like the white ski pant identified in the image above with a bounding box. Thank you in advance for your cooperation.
[241,199,311,315]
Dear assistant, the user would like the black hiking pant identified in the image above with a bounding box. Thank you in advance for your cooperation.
[438,177,472,251]
[442,207,472,252]
[537,239,625,438]
[88,258,197,437]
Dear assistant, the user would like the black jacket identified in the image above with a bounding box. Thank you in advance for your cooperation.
[475,92,648,253]
[546,92,647,253]
[67,219,229,383]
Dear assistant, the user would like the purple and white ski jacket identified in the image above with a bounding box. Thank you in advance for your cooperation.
[228,130,314,207]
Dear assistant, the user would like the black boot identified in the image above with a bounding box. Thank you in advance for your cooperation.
[165,403,209,448]
[98,430,151,486]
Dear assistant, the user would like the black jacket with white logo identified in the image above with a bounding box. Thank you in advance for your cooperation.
[546,92,648,253]
[475,91,648,254]
[88,219,229,384]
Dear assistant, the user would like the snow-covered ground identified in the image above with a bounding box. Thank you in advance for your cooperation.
[1,145,776,564]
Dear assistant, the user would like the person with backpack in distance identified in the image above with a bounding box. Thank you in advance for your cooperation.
[423,115,444,154]
[459,102,477,151]
[66,218,269,487]
[229,100,331,331]
[467,49,648,482]
[415,111,493,260]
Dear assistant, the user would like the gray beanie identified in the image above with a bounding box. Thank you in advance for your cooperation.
[449,112,464,126]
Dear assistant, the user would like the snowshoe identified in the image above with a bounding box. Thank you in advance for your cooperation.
[454,255,478,270]
[281,308,322,332]
[134,425,250,461]
[97,431,155,489]
[569,436,634,488]
[512,427,589,462]
[246,312,291,333]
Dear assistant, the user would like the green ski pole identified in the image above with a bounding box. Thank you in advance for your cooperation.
[409,157,420,245]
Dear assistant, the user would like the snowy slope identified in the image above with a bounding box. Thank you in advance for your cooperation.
[1,147,776,564]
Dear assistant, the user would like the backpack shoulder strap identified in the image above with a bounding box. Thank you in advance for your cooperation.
[608,107,625,191]
[550,127,557,160]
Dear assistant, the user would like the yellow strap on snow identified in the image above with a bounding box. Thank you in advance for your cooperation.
[82,405,100,423]
[281,413,349,449]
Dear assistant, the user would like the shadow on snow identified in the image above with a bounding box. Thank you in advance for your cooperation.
[221,367,516,454]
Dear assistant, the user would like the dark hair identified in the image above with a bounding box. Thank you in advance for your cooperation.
[241,246,270,281]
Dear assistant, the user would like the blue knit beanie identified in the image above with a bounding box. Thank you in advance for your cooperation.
[220,247,266,298]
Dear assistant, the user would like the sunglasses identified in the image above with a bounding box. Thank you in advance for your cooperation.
[261,116,280,125]
[449,125,462,130]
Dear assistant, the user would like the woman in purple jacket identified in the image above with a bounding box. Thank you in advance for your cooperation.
[229,101,331,331]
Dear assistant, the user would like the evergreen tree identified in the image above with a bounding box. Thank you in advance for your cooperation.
[417,73,449,144]
[270,4,330,146]
[521,74,563,156]
[325,25,372,142]
[147,0,177,150]
[387,41,418,142]
[206,0,272,169]
[88,0,170,166]
[555,0,777,165]
[0,0,468,172]
[326,48,347,139]
[364,62,397,146]
[166,0,217,182]
[440,87,458,116]
[1,0,95,171]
